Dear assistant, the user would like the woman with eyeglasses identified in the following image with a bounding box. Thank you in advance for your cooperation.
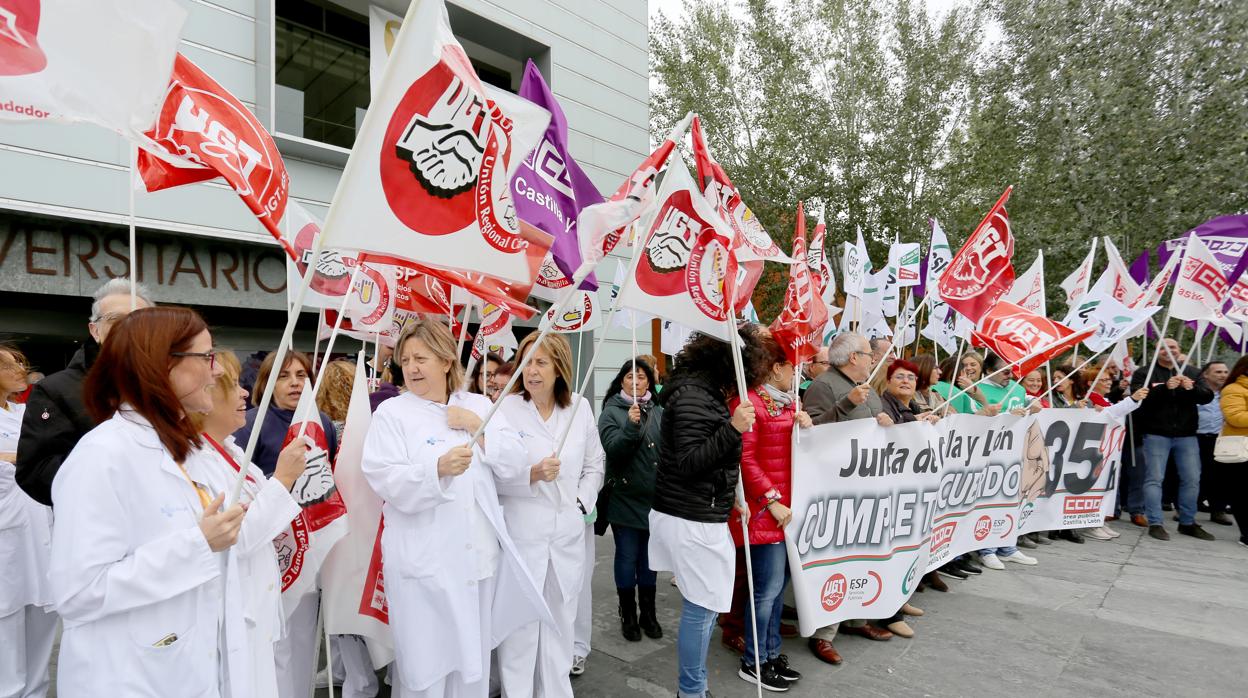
[1,344,57,697]
[186,350,307,698]
[48,307,250,697]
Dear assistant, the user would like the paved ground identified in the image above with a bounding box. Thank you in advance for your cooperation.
[570,517,1247,698]
[305,515,1245,697]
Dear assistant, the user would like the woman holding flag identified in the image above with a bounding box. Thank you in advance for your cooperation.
[496,332,605,698]
[648,326,771,698]
[48,307,249,697]
[187,350,307,698]
[362,319,540,697]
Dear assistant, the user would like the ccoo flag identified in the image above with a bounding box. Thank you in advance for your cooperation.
[513,60,603,289]
[319,0,551,283]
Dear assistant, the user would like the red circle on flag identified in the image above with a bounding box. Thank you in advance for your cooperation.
[0,0,47,77]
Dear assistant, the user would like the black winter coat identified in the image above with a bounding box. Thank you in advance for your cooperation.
[598,393,662,530]
[1130,363,1213,438]
[651,372,742,524]
[17,343,99,506]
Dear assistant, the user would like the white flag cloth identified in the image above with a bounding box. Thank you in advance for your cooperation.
[540,290,602,333]
[472,301,518,360]
[321,358,395,669]
[1060,238,1099,308]
[881,243,901,317]
[925,218,953,303]
[897,293,918,346]
[277,379,348,616]
[616,153,736,341]
[1062,289,1161,353]
[1227,276,1248,323]
[1101,237,1143,305]
[609,258,651,330]
[0,0,186,133]
[319,0,550,283]
[894,242,922,288]
[842,228,871,298]
[1132,249,1180,309]
[1003,250,1046,315]
[1169,232,1241,341]
[368,5,403,98]
[921,303,959,355]
[659,319,695,356]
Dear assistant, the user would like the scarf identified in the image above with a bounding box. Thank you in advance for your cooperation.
[762,383,794,409]
[619,390,652,405]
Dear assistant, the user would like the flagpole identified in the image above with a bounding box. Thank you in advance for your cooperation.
[1031,348,1110,410]
[934,333,1091,414]
[942,337,967,416]
[456,301,473,383]
[1142,313,1175,387]
[1176,321,1205,375]
[324,601,335,698]
[1081,356,1111,403]
[128,148,138,311]
[231,226,331,506]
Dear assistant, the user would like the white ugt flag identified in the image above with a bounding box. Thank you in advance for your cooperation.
[321,356,395,669]
[319,0,550,283]
[0,0,186,133]
[1003,250,1046,316]
[1170,233,1241,342]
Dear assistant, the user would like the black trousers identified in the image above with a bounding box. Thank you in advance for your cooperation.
[1231,460,1248,543]
[1197,433,1230,512]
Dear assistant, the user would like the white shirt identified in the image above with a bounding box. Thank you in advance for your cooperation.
[1,400,54,613]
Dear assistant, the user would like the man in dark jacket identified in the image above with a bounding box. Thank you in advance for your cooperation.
[1130,337,1215,541]
[799,332,895,663]
[16,279,152,505]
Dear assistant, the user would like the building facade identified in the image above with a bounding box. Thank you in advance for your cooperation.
[0,0,651,397]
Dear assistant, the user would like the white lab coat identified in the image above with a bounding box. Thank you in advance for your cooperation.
[49,410,250,698]
[495,393,604,698]
[187,435,301,698]
[362,391,553,694]
[1,401,53,615]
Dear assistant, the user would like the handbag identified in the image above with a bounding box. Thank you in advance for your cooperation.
[1213,435,1248,463]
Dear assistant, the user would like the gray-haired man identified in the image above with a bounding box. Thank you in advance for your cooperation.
[16,278,153,505]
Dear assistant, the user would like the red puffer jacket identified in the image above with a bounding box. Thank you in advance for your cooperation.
[728,387,795,546]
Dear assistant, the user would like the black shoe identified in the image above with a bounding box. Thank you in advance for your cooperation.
[770,655,801,682]
[617,588,641,642]
[1177,523,1216,541]
[1031,532,1053,545]
[1148,525,1170,541]
[1162,502,1174,512]
[937,564,969,580]
[1211,512,1234,526]
[1059,529,1085,544]
[739,658,790,692]
[955,558,983,575]
[638,585,663,639]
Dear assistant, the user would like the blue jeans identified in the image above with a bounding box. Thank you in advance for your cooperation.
[677,597,718,698]
[1125,445,1147,514]
[742,543,787,667]
[612,524,657,589]
[980,546,1017,556]
[1143,434,1201,525]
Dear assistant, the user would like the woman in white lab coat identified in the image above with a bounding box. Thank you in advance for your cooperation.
[187,350,306,698]
[48,307,249,698]
[362,319,550,698]
[0,343,57,698]
[496,332,605,698]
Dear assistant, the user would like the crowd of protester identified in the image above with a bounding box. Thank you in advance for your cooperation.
[1,278,1245,697]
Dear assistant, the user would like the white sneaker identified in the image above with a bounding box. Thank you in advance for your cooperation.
[314,668,343,689]
[979,553,1005,570]
[1102,525,1122,539]
[1084,527,1113,541]
[571,655,586,676]
[1000,550,1038,565]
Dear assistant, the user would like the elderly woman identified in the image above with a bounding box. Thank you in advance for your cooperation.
[363,319,540,697]
[187,351,306,698]
[496,332,605,698]
[48,307,247,697]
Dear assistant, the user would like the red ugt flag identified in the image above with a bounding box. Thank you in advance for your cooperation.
[971,301,1094,378]
[938,187,1015,324]
[137,53,293,258]
[770,202,828,365]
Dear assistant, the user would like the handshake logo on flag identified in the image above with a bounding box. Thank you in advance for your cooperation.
[396,75,489,198]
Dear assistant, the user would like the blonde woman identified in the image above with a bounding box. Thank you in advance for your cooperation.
[496,332,605,698]
[362,320,545,697]
[316,359,356,442]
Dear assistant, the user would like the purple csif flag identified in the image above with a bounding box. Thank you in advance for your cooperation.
[512,60,603,290]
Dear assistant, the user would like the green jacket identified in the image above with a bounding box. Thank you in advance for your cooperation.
[597,393,663,530]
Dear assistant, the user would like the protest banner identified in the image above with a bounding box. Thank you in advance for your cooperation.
[787,419,943,634]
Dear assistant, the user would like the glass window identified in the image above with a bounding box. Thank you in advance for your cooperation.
[275,0,522,150]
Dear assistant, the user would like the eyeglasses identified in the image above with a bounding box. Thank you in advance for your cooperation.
[91,311,127,325]
[891,373,918,382]
[811,360,831,366]
[852,350,872,359]
[171,351,217,370]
